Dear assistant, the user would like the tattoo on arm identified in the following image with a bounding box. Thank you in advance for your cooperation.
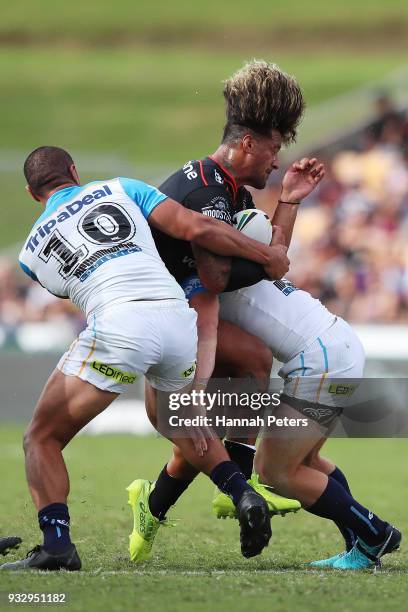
[192,244,231,294]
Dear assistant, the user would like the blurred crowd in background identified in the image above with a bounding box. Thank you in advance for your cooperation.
[288,93,408,324]
[0,259,85,351]
[0,94,407,352]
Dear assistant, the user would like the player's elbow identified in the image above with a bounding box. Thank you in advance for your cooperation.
[200,277,227,294]
[199,265,230,294]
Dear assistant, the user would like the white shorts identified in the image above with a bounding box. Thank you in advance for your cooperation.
[279,317,365,424]
[57,300,197,393]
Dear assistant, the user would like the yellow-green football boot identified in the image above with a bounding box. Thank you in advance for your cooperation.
[127,479,171,563]
[212,473,301,519]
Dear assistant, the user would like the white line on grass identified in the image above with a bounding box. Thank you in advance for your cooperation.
[91,568,337,576]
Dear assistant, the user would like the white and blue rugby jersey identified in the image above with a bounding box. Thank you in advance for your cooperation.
[19,178,185,317]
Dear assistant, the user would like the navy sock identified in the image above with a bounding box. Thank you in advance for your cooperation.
[148,465,195,520]
[224,440,255,480]
[38,503,71,553]
[330,467,356,551]
[330,466,352,494]
[210,461,251,506]
[307,477,388,547]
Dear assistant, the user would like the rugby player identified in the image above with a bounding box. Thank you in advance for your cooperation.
[130,61,401,571]
[0,145,291,571]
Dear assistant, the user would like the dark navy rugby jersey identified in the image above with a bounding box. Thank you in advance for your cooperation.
[152,156,255,284]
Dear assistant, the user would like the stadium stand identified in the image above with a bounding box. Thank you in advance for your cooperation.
[287,94,408,323]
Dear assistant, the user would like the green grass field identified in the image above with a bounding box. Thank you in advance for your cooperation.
[2,0,407,48]
[0,426,407,611]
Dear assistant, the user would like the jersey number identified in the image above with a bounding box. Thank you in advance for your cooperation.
[39,230,88,279]
[78,203,135,244]
[39,203,136,279]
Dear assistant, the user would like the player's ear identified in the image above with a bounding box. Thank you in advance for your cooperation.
[26,185,41,203]
[70,164,80,185]
[242,134,255,155]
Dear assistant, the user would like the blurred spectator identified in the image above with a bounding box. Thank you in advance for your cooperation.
[0,259,85,351]
[369,91,408,149]
[287,96,408,323]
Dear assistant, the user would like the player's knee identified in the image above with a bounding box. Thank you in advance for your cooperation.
[23,422,41,455]
[306,452,335,475]
[23,418,47,452]
[23,406,64,453]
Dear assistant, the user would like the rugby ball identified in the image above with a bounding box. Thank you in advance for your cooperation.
[233,209,272,245]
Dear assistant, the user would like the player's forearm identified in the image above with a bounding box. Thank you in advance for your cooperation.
[271,201,299,249]
[193,244,231,294]
[194,335,218,390]
[192,216,270,265]
[190,293,220,390]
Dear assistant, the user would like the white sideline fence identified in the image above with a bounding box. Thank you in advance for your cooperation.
[79,324,408,436]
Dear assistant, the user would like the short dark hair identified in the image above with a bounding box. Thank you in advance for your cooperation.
[222,60,305,145]
[24,146,75,196]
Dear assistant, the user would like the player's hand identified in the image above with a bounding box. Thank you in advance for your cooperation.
[189,422,216,456]
[280,157,325,203]
[179,390,217,456]
[263,225,290,280]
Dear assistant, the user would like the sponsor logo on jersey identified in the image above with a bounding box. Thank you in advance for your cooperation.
[213,198,228,211]
[214,169,224,184]
[180,274,204,299]
[91,360,138,384]
[181,361,196,378]
[273,278,298,296]
[201,206,232,223]
[328,384,357,397]
[182,255,197,269]
[74,241,141,282]
[183,161,198,181]
[25,184,113,253]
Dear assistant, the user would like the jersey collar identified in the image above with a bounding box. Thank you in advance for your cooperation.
[45,185,83,209]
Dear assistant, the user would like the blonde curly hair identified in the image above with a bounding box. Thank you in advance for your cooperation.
[222,60,304,144]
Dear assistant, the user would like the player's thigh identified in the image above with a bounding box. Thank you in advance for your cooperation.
[219,284,278,351]
[59,301,197,395]
[147,301,198,392]
[255,402,326,478]
[58,304,156,395]
[279,317,365,424]
[214,320,272,380]
[26,369,117,448]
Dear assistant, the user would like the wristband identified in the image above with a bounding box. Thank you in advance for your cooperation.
[278,199,301,205]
